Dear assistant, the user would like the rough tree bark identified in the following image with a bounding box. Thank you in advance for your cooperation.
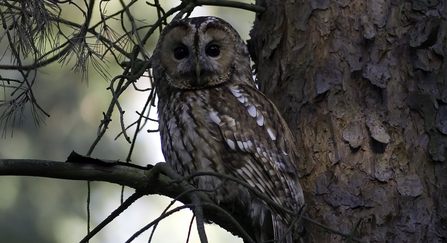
[248,0,447,242]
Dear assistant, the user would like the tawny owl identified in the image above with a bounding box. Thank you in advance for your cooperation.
[152,16,305,243]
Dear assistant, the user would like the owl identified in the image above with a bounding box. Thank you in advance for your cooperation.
[151,16,305,243]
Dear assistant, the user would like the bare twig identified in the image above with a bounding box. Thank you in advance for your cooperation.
[80,191,145,243]
[185,0,265,13]
[126,204,193,243]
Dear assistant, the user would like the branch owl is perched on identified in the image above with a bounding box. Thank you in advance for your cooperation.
[152,16,304,242]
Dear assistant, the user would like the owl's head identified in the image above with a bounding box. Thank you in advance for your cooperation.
[152,17,251,90]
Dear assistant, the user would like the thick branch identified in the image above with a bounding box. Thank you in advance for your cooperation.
[195,0,265,13]
[0,157,255,242]
[0,159,149,189]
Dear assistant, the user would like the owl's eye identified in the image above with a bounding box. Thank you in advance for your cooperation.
[173,46,189,60]
[205,44,221,57]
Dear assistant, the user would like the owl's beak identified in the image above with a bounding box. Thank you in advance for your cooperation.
[195,61,204,86]
[195,62,201,79]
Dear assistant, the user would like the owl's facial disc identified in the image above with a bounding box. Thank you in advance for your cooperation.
[158,18,238,90]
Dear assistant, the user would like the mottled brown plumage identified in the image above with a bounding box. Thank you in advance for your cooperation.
[152,16,304,243]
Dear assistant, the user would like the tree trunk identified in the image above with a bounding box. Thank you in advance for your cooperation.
[248,0,447,242]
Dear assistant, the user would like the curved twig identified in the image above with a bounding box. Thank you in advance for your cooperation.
[79,191,145,243]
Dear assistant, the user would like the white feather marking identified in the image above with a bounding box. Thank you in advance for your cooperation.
[256,114,264,126]
[241,166,251,176]
[229,86,242,97]
[237,96,246,104]
[267,128,276,140]
[226,139,236,150]
[246,165,254,173]
[276,161,286,170]
[282,150,288,156]
[227,117,236,127]
[240,166,257,189]
[209,110,221,125]
[247,180,256,188]
[247,105,257,117]
[246,162,266,192]
[246,140,253,149]
[242,142,248,150]
[237,141,244,150]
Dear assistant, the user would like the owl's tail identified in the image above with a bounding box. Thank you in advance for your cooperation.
[273,215,306,243]
[273,216,293,243]
[249,200,305,243]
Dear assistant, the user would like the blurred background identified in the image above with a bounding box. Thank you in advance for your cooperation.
[0,0,255,242]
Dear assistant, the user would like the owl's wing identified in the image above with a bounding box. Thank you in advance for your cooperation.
[208,83,304,211]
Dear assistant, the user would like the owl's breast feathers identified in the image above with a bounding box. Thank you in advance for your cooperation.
[158,82,304,221]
